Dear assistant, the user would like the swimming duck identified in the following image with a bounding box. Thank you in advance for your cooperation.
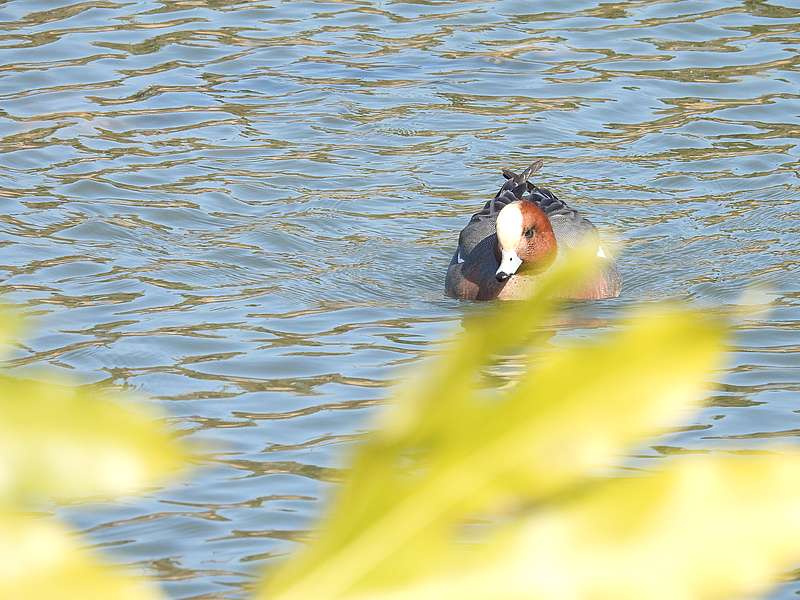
[445,160,621,301]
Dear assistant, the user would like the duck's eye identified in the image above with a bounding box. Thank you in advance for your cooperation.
[524,227,534,239]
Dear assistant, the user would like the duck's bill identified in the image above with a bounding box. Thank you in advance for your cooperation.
[496,249,522,282]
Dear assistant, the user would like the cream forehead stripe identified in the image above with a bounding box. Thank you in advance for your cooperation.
[496,202,524,250]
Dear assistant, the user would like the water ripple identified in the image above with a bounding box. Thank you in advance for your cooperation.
[1,0,799,597]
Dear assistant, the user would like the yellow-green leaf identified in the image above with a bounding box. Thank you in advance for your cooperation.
[262,258,725,599]
[0,376,189,504]
[0,511,162,600]
[380,243,602,443]
[354,455,800,600]
[0,307,22,358]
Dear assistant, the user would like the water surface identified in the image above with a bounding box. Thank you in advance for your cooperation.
[1,0,799,597]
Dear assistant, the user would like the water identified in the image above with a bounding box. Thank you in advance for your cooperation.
[1,0,799,597]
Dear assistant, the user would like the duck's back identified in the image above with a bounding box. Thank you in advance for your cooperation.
[527,185,600,253]
[525,188,621,298]
[457,181,600,261]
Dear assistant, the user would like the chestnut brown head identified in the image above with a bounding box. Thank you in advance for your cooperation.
[494,200,557,282]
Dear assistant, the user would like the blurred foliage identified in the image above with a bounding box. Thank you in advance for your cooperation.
[0,376,188,505]
[0,308,189,599]
[262,246,800,600]
[4,247,800,600]
[0,514,160,600]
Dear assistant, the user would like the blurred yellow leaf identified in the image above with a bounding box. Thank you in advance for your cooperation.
[261,251,726,600]
[0,311,189,597]
[353,455,800,600]
[381,243,603,442]
[0,307,22,356]
[0,376,189,504]
[0,511,161,600]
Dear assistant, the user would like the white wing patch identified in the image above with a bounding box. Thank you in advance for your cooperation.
[596,246,607,259]
[457,250,464,264]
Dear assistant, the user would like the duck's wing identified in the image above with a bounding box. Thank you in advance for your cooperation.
[526,185,600,252]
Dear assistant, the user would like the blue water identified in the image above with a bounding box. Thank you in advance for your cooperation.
[1,0,799,597]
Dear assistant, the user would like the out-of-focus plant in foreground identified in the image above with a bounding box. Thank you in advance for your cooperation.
[261,246,800,600]
[0,311,189,599]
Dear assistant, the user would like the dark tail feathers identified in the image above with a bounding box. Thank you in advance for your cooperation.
[501,159,544,183]
[497,159,544,199]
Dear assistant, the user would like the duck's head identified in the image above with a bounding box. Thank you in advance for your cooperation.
[495,200,557,282]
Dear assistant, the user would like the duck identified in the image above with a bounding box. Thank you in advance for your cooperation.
[445,160,621,301]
